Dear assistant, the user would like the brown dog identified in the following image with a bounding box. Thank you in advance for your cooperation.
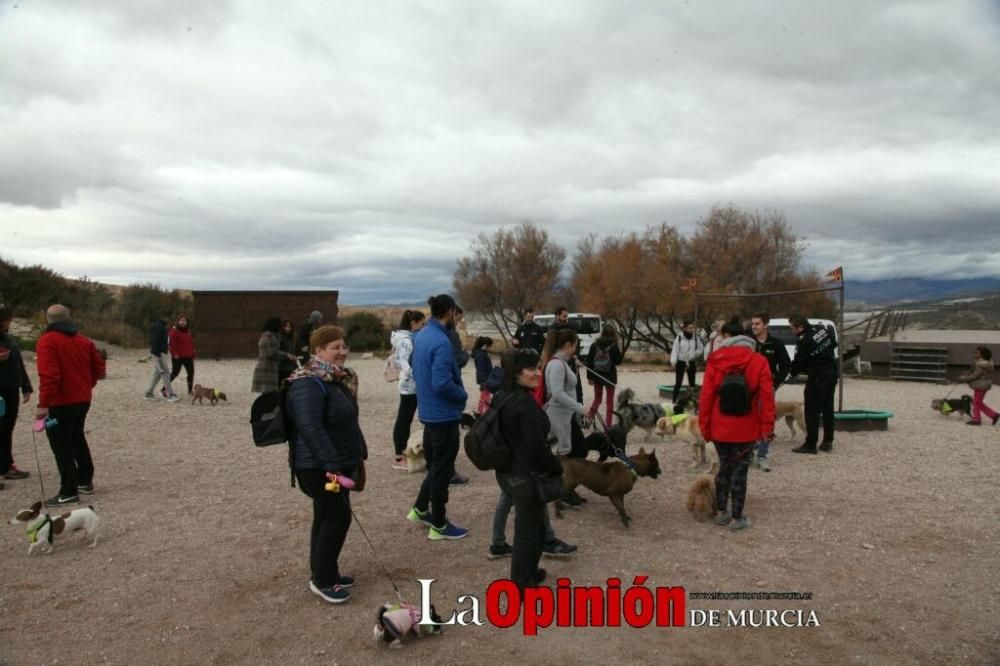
[656,415,708,466]
[556,448,661,528]
[686,462,719,522]
[775,401,806,438]
[191,384,227,406]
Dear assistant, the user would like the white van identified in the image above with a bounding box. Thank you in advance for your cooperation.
[533,313,603,353]
[767,317,839,378]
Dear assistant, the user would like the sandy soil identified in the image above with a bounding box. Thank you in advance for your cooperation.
[2,352,998,665]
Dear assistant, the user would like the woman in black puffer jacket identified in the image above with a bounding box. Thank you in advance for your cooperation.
[495,349,564,590]
[286,325,367,605]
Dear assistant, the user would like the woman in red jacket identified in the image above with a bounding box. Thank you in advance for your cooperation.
[698,316,776,531]
[168,314,196,395]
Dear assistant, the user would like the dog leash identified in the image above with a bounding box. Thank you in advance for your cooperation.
[349,505,405,603]
[593,412,638,476]
[30,429,48,501]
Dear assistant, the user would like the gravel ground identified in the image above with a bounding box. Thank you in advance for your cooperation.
[1,352,998,665]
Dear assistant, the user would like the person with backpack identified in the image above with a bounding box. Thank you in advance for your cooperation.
[406,295,469,541]
[491,349,569,589]
[390,310,426,470]
[472,337,496,415]
[168,314,196,395]
[670,320,705,404]
[286,324,366,605]
[749,312,791,472]
[512,308,546,354]
[699,316,775,532]
[585,325,623,425]
[788,315,839,454]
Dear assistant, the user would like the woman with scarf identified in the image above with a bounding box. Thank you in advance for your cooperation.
[168,314,196,394]
[286,325,367,605]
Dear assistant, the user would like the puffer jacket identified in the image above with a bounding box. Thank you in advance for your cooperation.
[413,318,468,423]
[960,359,994,392]
[390,330,416,395]
[286,374,367,473]
[473,348,494,386]
[699,335,775,444]
[495,387,563,478]
[36,321,106,408]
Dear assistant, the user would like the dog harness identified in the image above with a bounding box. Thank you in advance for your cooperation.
[27,515,53,544]
[671,413,689,427]
[213,388,220,400]
[940,402,953,414]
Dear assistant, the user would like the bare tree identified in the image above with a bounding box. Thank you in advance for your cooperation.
[453,222,566,342]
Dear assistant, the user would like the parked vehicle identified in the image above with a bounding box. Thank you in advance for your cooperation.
[533,313,603,352]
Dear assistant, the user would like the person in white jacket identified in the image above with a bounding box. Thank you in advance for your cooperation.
[391,310,426,469]
[670,320,705,403]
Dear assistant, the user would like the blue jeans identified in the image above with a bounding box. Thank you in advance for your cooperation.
[755,438,770,460]
[491,488,555,547]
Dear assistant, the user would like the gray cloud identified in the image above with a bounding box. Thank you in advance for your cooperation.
[1,0,998,301]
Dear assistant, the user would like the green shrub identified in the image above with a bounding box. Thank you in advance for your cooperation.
[14,336,36,352]
[120,283,191,331]
[340,312,389,352]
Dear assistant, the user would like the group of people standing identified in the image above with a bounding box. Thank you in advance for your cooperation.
[252,311,325,394]
[144,312,196,401]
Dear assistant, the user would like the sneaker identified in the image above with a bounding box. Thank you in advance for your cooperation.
[143,393,158,401]
[792,444,817,454]
[758,457,771,472]
[488,543,513,560]
[449,473,469,486]
[993,414,1000,426]
[336,575,354,589]
[167,394,181,403]
[729,517,752,531]
[561,492,584,507]
[713,511,731,526]
[44,494,80,507]
[533,568,547,585]
[78,484,94,495]
[428,522,469,540]
[965,421,982,426]
[819,441,833,452]
[391,457,408,471]
[751,454,759,469]
[309,581,351,604]
[406,507,433,527]
[3,465,30,480]
[543,539,577,558]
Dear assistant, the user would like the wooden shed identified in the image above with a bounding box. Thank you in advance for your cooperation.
[859,330,1000,383]
[191,291,339,358]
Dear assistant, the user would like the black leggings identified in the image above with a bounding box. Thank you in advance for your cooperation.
[673,361,698,402]
[170,357,195,393]
[392,394,418,456]
[295,468,352,588]
[714,442,754,520]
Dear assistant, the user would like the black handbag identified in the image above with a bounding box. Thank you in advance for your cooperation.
[533,472,564,503]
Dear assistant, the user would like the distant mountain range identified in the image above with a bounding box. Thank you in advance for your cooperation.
[846,278,1000,305]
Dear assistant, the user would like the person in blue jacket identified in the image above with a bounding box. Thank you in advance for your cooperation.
[406,294,470,540]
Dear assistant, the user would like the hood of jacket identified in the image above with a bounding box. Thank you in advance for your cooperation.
[46,320,78,336]
[975,359,994,371]
[390,329,413,347]
[709,337,757,373]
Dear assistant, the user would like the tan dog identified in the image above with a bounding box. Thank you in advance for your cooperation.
[656,414,708,466]
[403,429,426,473]
[192,384,227,405]
[556,448,661,528]
[775,401,805,438]
[686,462,719,522]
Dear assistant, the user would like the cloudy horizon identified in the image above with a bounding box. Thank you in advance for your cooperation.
[2,1,999,303]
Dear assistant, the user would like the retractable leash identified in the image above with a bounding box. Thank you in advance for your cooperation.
[349,506,405,604]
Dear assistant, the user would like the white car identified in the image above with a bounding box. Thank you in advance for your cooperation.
[533,313,603,353]
[767,317,839,379]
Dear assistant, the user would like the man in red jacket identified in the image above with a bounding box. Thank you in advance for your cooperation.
[35,305,106,507]
[699,317,776,531]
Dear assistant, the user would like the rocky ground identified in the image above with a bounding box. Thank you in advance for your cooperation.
[1,352,998,665]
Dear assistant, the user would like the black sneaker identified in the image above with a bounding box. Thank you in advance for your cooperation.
[561,492,584,507]
[488,543,513,560]
[44,494,80,508]
[791,445,817,454]
[819,442,833,452]
[309,581,350,604]
[533,568,547,585]
[336,575,354,589]
[449,473,469,486]
[78,484,94,495]
[3,465,30,480]
[543,539,577,558]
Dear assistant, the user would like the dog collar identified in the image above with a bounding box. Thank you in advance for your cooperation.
[27,515,52,544]
[213,388,219,399]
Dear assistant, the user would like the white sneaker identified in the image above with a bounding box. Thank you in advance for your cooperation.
[758,457,770,472]
[167,394,181,403]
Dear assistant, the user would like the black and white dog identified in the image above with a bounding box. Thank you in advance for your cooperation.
[616,388,694,441]
[931,395,973,418]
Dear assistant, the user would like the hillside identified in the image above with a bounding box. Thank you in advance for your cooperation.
[846,277,1000,305]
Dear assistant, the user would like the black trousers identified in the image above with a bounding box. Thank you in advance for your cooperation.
[0,387,20,474]
[414,421,460,527]
[392,394,418,456]
[45,402,94,497]
[295,468,352,588]
[804,374,837,448]
[567,418,588,459]
[714,442,754,520]
[170,357,195,393]
[672,361,698,402]
[498,473,545,591]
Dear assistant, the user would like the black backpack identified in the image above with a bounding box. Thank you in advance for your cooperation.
[250,388,291,447]
[463,393,514,471]
[718,369,752,415]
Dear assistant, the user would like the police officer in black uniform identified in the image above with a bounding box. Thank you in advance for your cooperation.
[512,308,546,354]
[788,314,838,454]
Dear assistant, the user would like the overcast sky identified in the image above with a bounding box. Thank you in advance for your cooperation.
[1,1,998,303]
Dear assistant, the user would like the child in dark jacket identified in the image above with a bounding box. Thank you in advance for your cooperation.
[585,325,623,425]
[472,337,495,415]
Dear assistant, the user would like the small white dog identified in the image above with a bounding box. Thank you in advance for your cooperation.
[403,429,426,473]
[10,501,100,555]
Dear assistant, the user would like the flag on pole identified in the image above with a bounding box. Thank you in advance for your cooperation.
[824,266,844,283]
